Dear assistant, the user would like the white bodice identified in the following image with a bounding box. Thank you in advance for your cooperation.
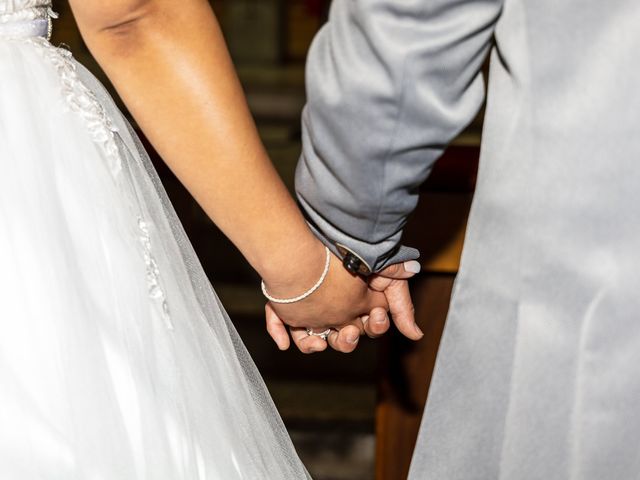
[0,0,51,23]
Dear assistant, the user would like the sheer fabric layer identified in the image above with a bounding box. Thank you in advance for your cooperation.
[0,37,309,479]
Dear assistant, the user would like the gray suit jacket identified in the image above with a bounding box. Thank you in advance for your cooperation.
[296,0,501,272]
[297,1,640,478]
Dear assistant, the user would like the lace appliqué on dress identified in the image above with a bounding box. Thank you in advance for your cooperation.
[30,38,174,330]
[0,0,51,22]
[29,37,121,174]
[138,218,173,330]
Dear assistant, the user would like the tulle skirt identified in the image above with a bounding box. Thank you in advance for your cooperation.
[0,36,309,479]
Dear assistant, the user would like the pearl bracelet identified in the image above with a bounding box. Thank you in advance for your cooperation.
[261,246,331,304]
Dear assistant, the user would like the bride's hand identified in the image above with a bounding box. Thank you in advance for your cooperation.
[263,244,423,353]
[262,247,388,353]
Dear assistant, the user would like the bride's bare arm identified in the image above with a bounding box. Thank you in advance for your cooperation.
[67,0,317,289]
[67,0,391,351]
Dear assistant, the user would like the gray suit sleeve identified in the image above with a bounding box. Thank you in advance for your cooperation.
[295,0,503,272]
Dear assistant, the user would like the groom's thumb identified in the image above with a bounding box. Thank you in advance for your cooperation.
[378,260,421,279]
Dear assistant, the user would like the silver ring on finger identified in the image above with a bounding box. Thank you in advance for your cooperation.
[305,328,332,341]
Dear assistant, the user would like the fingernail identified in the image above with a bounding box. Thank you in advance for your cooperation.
[404,261,421,274]
[375,315,388,326]
[361,316,370,325]
[414,324,424,337]
[346,334,359,344]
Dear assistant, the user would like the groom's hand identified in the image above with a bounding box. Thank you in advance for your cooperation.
[364,261,424,341]
[264,251,388,354]
[264,250,423,353]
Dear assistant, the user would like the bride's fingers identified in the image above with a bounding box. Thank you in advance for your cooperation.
[265,303,290,351]
[290,327,329,354]
[327,320,364,353]
[363,307,390,338]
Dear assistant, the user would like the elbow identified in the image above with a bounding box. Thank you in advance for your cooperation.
[98,2,156,36]
[77,0,158,43]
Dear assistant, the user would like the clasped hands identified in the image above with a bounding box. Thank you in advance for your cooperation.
[263,243,423,354]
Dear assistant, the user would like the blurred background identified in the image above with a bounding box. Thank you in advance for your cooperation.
[51,1,483,478]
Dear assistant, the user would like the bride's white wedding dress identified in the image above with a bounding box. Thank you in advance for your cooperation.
[0,1,310,478]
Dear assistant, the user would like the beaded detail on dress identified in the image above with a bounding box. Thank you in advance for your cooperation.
[28,38,122,174]
[0,0,51,23]
[28,37,174,330]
